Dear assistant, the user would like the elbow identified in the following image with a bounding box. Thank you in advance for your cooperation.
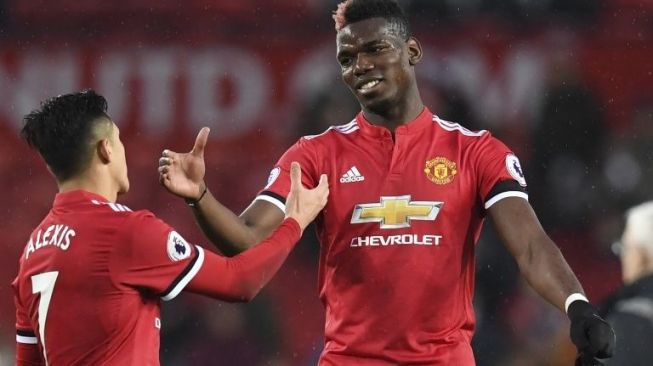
[226,284,261,303]
[238,293,257,303]
[229,292,257,303]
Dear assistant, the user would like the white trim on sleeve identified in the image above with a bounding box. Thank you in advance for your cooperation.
[16,334,38,344]
[484,191,528,209]
[161,246,205,301]
[254,194,286,213]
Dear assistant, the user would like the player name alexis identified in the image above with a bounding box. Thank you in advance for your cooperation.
[350,234,443,247]
[25,224,76,259]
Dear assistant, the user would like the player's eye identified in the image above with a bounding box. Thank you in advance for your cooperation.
[339,57,353,68]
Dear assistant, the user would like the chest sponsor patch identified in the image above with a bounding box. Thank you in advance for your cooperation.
[424,157,457,185]
[351,195,444,229]
[167,231,192,262]
[505,154,527,187]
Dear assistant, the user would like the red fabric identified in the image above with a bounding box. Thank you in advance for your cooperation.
[12,190,199,366]
[15,343,44,366]
[12,190,302,365]
[260,108,525,365]
[186,218,301,302]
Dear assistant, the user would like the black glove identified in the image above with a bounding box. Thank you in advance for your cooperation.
[575,352,604,366]
[568,300,616,365]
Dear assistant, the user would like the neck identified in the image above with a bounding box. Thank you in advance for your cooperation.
[361,83,424,130]
[58,169,119,203]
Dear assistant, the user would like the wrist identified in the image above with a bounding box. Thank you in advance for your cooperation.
[185,182,208,207]
[283,217,302,236]
[565,293,589,314]
[567,298,596,322]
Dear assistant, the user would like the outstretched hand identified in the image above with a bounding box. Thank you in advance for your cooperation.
[158,127,210,201]
[285,162,329,231]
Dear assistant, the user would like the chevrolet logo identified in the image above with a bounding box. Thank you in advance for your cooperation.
[351,195,444,229]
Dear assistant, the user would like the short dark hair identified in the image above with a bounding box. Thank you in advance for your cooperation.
[20,89,111,182]
[333,0,410,40]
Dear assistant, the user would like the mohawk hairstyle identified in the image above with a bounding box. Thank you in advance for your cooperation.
[333,0,410,40]
[21,89,110,182]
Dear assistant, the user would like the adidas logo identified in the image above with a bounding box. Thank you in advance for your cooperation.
[340,166,365,183]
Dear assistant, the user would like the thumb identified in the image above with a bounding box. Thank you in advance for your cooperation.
[191,127,210,156]
[317,174,328,190]
[290,162,301,192]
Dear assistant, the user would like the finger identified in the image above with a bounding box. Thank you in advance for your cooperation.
[590,322,616,358]
[316,174,329,193]
[158,157,171,167]
[578,352,601,366]
[290,162,301,192]
[158,166,169,174]
[162,149,180,160]
[190,127,211,157]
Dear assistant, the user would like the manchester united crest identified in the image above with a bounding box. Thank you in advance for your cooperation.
[424,157,457,185]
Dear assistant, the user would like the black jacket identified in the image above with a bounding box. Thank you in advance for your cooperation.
[599,274,653,366]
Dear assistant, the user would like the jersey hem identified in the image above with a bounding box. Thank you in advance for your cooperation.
[484,191,528,209]
[255,193,286,213]
[161,246,205,301]
[16,332,38,344]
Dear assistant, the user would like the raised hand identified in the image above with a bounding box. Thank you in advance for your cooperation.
[158,127,210,201]
[285,162,329,231]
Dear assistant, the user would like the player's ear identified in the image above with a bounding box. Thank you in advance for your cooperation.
[407,36,422,66]
[97,138,112,164]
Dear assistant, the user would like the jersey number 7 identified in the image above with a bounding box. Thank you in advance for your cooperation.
[31,271,59,365]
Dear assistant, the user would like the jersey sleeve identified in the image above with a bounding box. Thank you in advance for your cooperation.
[472,132,528,210]
[112,210,204,301]
[12,278,44,365]
[255,138,319,213]
[186,218,301,302]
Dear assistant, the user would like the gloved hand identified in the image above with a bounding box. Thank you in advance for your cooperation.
[568,300,616,365]
[575,352,604,366]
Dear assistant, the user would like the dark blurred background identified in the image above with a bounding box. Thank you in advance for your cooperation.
[0,0,651,365]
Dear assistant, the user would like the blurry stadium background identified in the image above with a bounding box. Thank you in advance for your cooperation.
[0,0,651,365]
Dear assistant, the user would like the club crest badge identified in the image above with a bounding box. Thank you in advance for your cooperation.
[424,157,457,185]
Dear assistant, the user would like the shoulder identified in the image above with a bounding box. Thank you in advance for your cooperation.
[301,118,359,143]
[89,201,165,231]
[89,199,135,214]
[432,115,514,154]
[281,118,359,160]
[431,115,487,140]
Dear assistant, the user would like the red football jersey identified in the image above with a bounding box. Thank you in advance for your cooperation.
[258,108,528,365]
[12,190,204,365]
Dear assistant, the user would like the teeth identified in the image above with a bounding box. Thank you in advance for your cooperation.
[359,80,380,91]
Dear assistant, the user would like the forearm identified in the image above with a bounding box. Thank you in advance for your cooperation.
[16,343,44,366]
[188,218,301,302]
[517,233,585,312]
[190,190,262,256]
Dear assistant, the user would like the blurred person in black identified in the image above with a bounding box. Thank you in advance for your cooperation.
[599,202,653,366]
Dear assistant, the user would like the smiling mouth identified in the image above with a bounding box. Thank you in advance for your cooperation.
[357,79,381,92]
